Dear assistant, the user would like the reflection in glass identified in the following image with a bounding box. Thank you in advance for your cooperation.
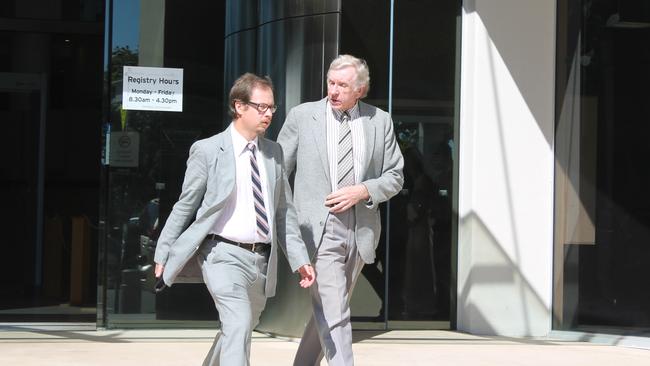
[100,0,460,330]
[102,0,226,326]
[341,0,458,323]
[387,0,457,322]
[554,0,650,332]
[0,2,103,321]
[391,119,453,321]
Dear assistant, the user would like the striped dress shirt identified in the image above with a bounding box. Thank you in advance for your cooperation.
[326,100,365,192]
[210,125,273,244]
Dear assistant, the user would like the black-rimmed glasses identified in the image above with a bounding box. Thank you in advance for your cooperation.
[245,101,278,114]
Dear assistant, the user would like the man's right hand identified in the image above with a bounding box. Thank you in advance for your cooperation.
[297,264,316,288]
[155,263,164,278]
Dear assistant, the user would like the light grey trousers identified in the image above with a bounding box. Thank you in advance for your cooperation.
[294,210,365,366]
[198,238,269,366]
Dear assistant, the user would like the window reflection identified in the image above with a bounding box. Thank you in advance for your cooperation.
[101,0,459,329]
[342,0,458,323]
[102,0,225,325]
[555,0,650,332]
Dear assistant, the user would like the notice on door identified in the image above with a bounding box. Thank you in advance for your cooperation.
[109,131,140,167]
[122,66,183,112]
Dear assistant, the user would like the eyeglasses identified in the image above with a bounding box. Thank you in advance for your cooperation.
[245,101,278,114]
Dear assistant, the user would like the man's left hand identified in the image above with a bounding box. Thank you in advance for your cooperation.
[325,184,370,213]
[298,264,316,288]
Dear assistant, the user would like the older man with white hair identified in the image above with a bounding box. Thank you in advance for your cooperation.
[278,55,404,365]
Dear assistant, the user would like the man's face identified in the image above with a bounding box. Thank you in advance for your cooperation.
[235,86,275,138]
[327,66,363,111]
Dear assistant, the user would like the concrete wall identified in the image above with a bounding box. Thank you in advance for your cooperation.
[457,0,556,336]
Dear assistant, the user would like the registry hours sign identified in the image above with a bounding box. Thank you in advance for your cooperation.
[122,66,183,112]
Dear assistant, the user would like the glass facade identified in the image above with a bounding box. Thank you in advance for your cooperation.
[0,0,459,332]
[100,0,226,327]
[99,0,460,332]
[8,0,650,340]
[0,0,103,322]
[554,0,650,334]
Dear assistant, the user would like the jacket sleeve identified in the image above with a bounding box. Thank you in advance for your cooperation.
[276,107,299,176]
[274,146,311,272]
[361,114,405,210]
[154,141,208,265]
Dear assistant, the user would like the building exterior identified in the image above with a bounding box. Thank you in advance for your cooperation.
[1,0,649,344]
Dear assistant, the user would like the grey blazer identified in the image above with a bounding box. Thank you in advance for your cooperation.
[154,125,310,297]
[277,98,404,264]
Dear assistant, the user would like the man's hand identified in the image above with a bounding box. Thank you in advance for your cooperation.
[155,263,164,278]
[297,264,316,288]
[324,184,370,213]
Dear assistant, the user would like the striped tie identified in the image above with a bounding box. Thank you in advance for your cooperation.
[337,112,355,189]
[247,143,270,240]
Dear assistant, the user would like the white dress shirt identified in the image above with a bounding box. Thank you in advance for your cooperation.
[210,125,273,243]
[326,100,366,192]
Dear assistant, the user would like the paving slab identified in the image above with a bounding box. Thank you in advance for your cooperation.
[0,329,648,365]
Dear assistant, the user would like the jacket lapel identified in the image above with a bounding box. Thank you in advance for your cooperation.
[216,127,236,192]
[310,98,331,185]
[360,101,376,179]
[195,128,235,221]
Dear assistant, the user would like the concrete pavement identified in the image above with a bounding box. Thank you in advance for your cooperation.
[1,329,649,365]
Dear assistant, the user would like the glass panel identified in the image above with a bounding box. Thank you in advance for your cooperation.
[387,0,457,322]
[0,0,103,22]
[554,0,650,333]
[102,0,226,327]
[340,0,391,323]
[0,87,43,320]
[340,0,459,325]
[101,0,460,331]
[0,29,102,320]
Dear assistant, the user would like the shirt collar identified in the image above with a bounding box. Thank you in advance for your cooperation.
[328,100,359,122]
[230,123,259,156]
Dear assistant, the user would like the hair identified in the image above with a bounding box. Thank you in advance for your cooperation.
[228,73,274,118]
[327,54,370,98]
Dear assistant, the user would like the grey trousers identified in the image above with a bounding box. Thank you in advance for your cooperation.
[198,238,269,366]
[294,210,365,366]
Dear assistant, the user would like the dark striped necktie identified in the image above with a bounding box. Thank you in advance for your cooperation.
[247,143,269,240]
[337,112,355,189]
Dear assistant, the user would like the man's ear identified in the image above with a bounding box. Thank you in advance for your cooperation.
[234,100,247,116]
[354,85,366,99]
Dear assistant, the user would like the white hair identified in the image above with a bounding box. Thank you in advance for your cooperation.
[327,54,370,98]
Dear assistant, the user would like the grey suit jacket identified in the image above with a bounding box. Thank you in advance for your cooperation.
[153,125,310,297]
[277,98,404,264]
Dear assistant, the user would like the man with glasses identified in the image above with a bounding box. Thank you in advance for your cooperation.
[154,73,315,366]
[278,55,404,365]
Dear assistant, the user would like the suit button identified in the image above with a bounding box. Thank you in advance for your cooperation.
[319,221,324,226]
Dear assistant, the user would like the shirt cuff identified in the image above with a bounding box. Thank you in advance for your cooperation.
[361,183,373,207]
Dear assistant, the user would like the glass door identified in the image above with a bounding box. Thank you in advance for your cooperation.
[101,0,226,327]
[0,0,104,325]
[554,0,650,334]
[385,0,458,328]
[0,82,44,321]
[0,70,97,323]
[342,0,460,329]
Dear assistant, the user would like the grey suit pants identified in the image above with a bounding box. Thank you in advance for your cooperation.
[294,210,365,366]
[198,238,269,366]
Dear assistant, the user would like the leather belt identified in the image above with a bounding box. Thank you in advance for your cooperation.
[206,234,270,254]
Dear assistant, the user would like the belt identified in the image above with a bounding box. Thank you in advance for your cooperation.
[206,234,270,254]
